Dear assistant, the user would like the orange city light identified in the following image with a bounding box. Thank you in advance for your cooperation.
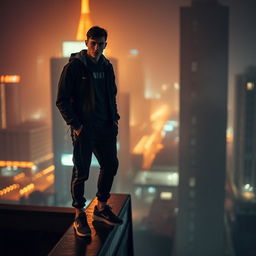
[76,0,93,41]
[0,75,21,83]
[0,184,20,196]
[0,161,34,168]
[14,172,25,181]
[19,183,35,195]
[32,165,55,181]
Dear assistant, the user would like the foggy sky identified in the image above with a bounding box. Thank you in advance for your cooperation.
[0,0,256,125]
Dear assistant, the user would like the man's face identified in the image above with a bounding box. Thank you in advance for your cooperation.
[86,37,107,60]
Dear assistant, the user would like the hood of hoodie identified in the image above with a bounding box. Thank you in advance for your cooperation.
[69,49,110,68]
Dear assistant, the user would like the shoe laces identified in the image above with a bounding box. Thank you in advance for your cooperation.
[105,205,112,210]
[103,205,116,217]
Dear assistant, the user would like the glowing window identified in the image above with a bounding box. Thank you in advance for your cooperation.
[0,75,20,83]
[129,49,139,56]
[61,153,100,167]
[174,82,180,90]
[160,192,172,200]
[246,82,254,90]
[148,186,156,193]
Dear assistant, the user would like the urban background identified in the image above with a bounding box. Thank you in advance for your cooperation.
[0,0,256,255]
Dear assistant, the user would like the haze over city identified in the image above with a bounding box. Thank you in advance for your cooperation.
[1,0,256,126]
[1,0,256,255]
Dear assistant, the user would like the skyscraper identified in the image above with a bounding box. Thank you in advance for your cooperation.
[175,1,229,255]
[234,66,256,197]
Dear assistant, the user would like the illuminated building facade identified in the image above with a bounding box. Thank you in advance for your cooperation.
[0,122,52,169]
[175,1,229,255]
[234,67,256,198]
[0,75,21,129]
[0,76,53,204]
[0,123,54,204]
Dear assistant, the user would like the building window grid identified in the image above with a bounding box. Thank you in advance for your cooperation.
[188,119,197,241]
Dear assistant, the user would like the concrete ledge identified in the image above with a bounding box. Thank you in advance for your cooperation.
[49,193,134,256]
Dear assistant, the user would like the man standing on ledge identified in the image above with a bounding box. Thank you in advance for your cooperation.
[56,26,123,237]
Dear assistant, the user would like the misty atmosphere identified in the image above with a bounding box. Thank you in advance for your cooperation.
[0,0,256,255]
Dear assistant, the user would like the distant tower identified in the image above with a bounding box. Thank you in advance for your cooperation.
[234,66,256,196]
[175,1,229,255]
[76,0,93,41]
[62,0,93,58]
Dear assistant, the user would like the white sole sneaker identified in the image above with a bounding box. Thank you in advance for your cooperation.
[92,214,121,226]
[73,222,91,237]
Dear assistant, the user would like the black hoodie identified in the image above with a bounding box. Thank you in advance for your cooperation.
[56,50,120,130]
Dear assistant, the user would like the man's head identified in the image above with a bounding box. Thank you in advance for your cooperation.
[85,26,108,61]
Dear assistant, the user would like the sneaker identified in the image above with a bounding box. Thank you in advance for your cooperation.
[73,212,91,237]
[93,205,123,226]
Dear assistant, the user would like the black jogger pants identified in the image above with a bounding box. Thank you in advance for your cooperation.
[70,121,118,209]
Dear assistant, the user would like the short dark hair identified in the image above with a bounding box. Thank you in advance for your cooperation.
[86,26,108,41]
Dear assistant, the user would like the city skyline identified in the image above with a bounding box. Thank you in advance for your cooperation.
[0,1,256,255]
[0,0,256,127]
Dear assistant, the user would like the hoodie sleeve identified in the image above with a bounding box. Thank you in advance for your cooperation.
[56,62,82,130]
[110,64,121,121]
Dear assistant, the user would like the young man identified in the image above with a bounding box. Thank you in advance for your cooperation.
[56,26,123,237]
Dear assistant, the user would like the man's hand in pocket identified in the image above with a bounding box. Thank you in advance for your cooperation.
[74,125,83,136]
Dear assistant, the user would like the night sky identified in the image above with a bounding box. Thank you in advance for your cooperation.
[0,0,256,125]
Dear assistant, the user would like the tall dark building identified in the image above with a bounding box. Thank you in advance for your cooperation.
[175,1,229,255]
[234,66,256,195]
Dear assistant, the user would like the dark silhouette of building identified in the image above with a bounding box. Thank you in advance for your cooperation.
[234,66,256,196]
[175,0,229,255]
